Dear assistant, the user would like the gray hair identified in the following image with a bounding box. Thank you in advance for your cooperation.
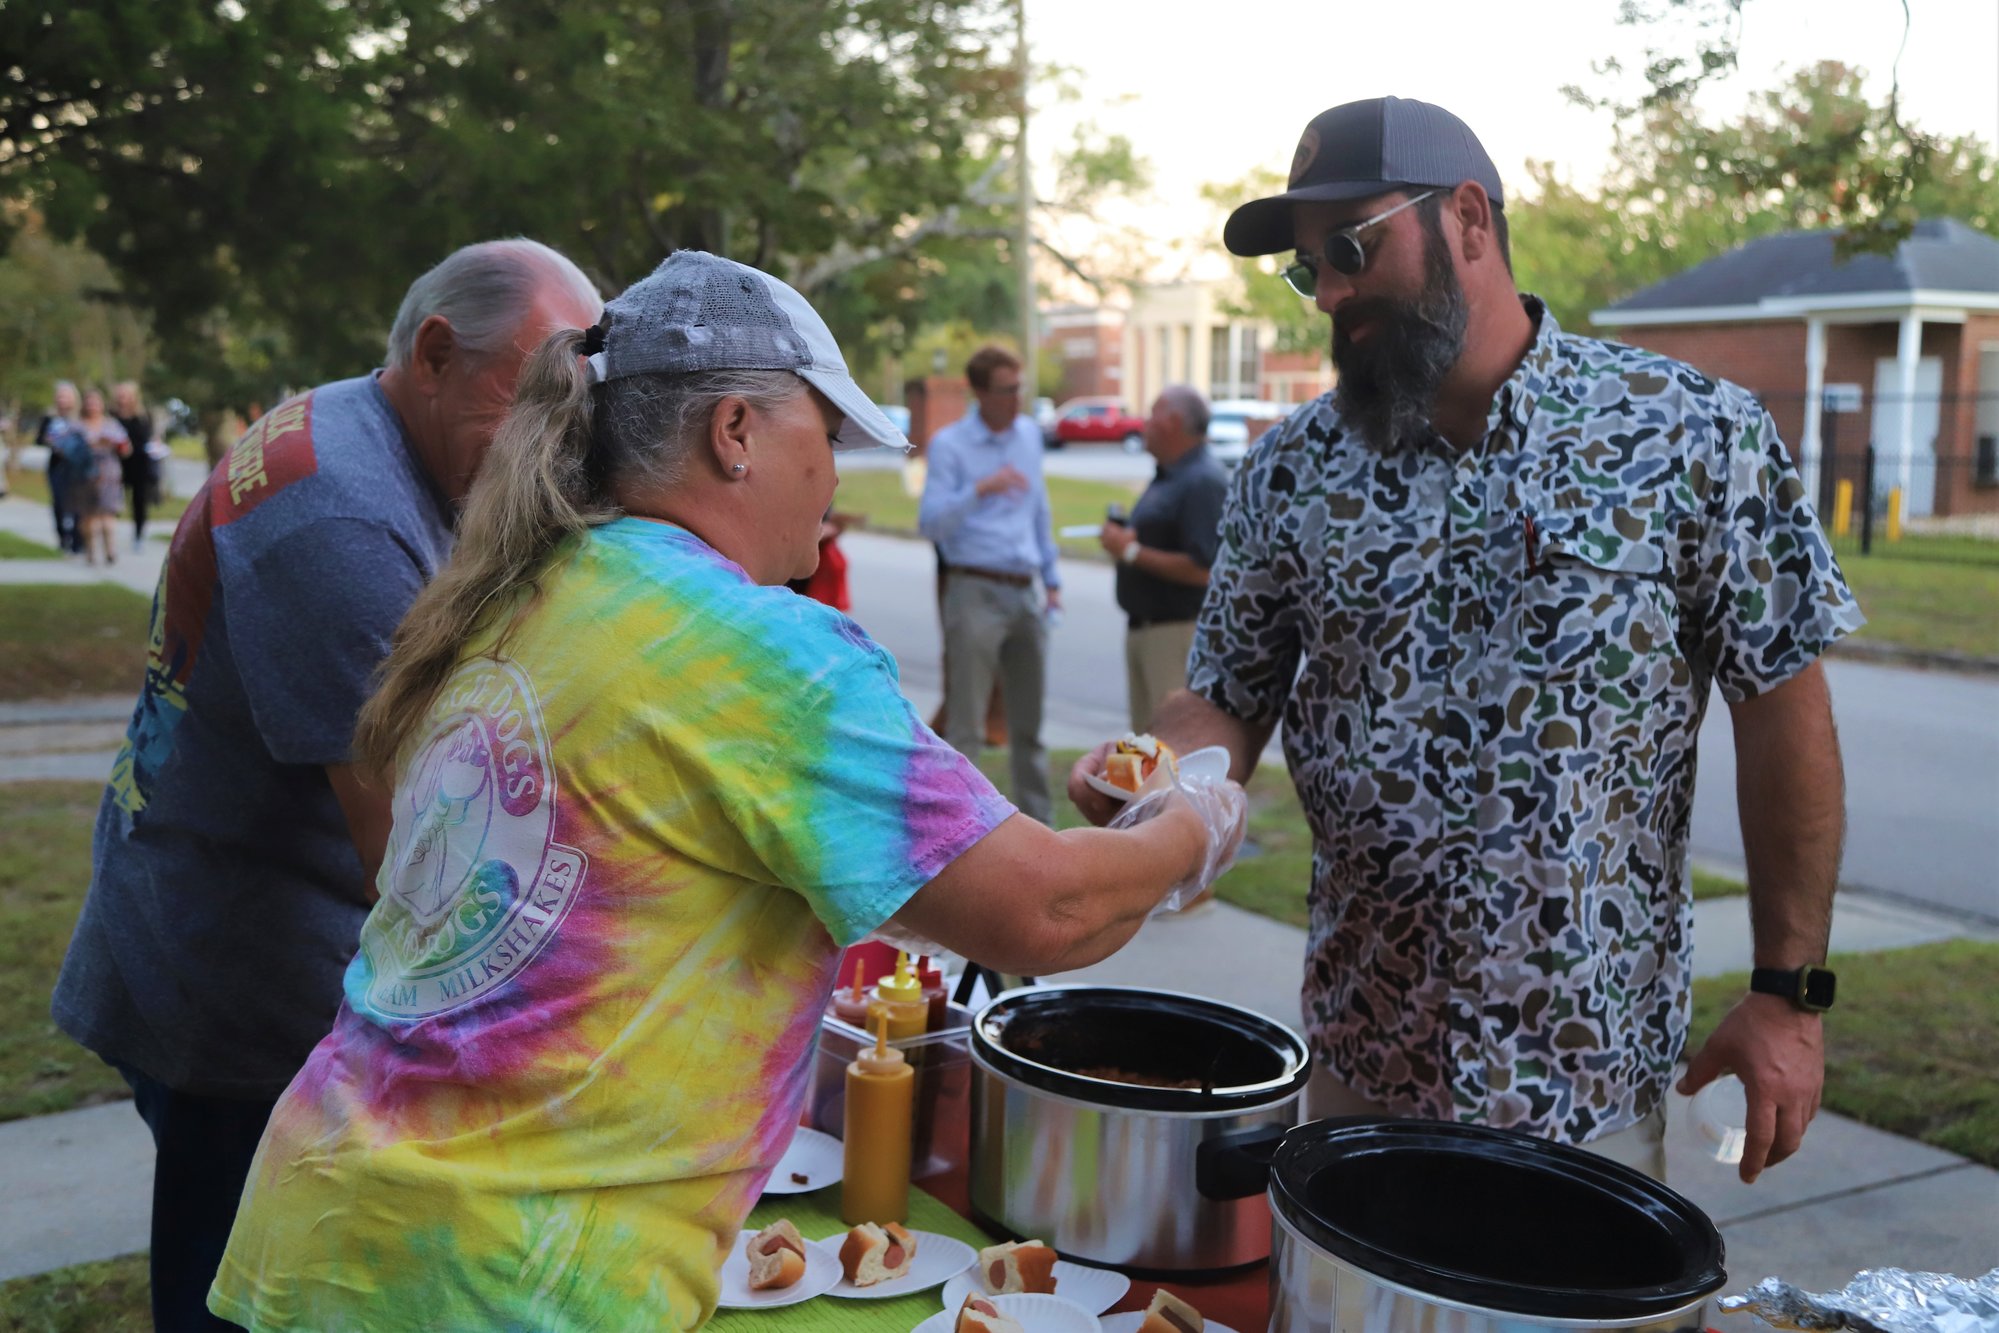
[385,238,600,371]
[593,368,806,493]
[1158,384,1210,439]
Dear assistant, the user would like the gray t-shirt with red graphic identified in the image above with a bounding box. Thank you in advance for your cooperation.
[53,375,457,1099]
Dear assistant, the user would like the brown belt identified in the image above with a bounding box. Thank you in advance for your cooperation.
[951,565,1034,588]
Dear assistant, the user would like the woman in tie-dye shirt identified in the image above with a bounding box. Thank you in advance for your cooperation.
[207,253,1244,1332]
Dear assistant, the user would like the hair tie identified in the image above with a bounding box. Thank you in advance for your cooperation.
[579,324,607,356]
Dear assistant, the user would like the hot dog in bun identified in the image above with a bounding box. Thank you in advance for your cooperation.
[744,1219,807,1291]
[1103,733,1177,794]
[839,1221,916,1286]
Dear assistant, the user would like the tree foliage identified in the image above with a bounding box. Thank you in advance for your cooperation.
[1513,62,1999,331]
[1563,0,1943,254]
[0,208,151,413]
[1,0,1142,407]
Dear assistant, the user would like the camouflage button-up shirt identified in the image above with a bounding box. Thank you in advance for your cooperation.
[1188,300,1863,1144]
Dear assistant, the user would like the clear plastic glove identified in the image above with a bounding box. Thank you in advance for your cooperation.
[1109,773,1248,913]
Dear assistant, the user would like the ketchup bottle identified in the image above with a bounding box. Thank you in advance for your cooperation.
[841,1012,914,1225]
[916,955,949,1030]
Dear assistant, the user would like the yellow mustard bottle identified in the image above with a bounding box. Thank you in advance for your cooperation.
[868,949,929,1040]
[841,1011,915,1225]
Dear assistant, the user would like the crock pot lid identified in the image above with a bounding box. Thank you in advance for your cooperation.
[1270,1118,1726,1322]
[973,985,1311,1112]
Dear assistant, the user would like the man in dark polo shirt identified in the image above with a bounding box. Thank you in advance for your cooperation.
[1098,385,1230,732]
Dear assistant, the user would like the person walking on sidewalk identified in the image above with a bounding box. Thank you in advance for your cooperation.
[1098,385,1230,734]
[1070,97,1863,1187]
[34,380,86,554]
[50,238,601,1333]
[919,344,1062,823]
[113,380,163,550]
[75,388,130,568]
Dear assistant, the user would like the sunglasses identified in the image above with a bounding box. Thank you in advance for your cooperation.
[1280,189,1439,297]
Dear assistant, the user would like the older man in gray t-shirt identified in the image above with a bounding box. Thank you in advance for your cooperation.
[51,239,599,1333]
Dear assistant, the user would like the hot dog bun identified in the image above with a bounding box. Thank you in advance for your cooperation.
[744,1219,807,1290]
[839,1221,916,1286]
[976,1239,1058,1294]
[1137,1288,1204,1333]
[955,1293,1027,1333]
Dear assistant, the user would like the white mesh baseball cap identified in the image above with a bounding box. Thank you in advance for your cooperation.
[584,250,909,452]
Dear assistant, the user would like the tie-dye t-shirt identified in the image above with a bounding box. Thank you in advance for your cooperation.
[208,517,1014,1332]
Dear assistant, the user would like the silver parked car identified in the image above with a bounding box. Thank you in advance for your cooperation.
[1206,399,1290,470]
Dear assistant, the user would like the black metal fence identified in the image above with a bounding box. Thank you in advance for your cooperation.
[1751,390,1999,567]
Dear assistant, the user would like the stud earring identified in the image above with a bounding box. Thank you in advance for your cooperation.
[731,464,746,474]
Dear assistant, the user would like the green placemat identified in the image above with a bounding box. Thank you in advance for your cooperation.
[711,1186,998,1331]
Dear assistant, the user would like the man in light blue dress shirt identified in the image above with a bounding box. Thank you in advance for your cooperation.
[918,345,1062,822]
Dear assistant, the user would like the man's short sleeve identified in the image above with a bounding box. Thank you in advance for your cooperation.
[225,517,431,765]
[1187,452,1302,729]
[1697,405,1865,703]
[724,646,1016,947]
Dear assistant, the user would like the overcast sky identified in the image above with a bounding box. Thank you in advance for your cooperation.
[1023,0,1999,285]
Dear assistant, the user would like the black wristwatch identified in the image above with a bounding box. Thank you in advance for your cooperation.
[1751,965,1837,1013]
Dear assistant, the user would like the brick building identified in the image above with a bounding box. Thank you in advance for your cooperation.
[1594,219,1999,519]
[1041,304,1124,403]
[1120,279,1333,414]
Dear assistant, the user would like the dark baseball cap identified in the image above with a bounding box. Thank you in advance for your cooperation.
[1223,97,1505,257]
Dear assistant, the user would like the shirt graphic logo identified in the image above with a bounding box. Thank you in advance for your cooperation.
[359,658,587,1020]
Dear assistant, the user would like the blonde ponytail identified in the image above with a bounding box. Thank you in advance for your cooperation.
[355,328,611,773]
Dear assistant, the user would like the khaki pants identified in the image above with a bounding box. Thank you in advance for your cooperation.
[1123,619,1198,734]
[1304,1060,1669,1180]
[942,573,1051,823]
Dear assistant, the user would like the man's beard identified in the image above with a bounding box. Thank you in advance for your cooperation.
[1329,224,1469,454]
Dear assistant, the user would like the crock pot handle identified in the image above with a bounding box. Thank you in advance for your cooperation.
[1195,1123,1288,1201]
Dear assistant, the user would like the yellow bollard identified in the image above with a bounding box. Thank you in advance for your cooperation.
[1832,480,1853,537]
[1885,487,1903,543]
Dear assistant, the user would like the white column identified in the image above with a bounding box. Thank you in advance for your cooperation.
[1801,317,1827,501]
[1895,312,1921,505]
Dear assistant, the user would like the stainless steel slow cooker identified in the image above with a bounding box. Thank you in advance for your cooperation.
[969,985,1311,1275]
[1267,1119,1727,1332]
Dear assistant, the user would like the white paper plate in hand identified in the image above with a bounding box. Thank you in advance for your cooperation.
[1101,1313,1239,1333]
[942,1260,1131,1316]
[916,1293,1103,1333]
[1083,745,1231,804]
[761,1125,842,1195]
[716,1237,841,1309]
[823,1230,976,1300]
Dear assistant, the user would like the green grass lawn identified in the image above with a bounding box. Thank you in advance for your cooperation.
[0,1252,149,1332]
[0,530,58,559]
[1838,555,1999,660]
[1691,939,1999,1167]
[835,468,1142,563]
[0,782,129,1124]
[0,585,151,702]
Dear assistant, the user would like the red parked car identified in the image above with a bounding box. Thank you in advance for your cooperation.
[1053,396,1146,450]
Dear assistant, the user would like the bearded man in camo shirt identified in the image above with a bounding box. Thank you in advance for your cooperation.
[1071,98,1861,1185]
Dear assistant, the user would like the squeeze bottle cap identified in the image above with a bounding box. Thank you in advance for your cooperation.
[850,961,868,1001]
[876,949,923,1005]
[853,1009,908,1075]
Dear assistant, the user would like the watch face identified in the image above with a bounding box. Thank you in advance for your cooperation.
[1802,967,1837,1010]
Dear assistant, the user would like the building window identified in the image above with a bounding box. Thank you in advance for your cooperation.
[1237,326,1260,400]
[1210,326,1232,393]
[1157,328,1171,389]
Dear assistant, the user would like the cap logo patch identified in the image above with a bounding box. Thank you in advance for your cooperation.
[1288,126,1320,187]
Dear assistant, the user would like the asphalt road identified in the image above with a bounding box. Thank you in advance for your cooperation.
[837,527,1999,925]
